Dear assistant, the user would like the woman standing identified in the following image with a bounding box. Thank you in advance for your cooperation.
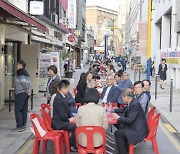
[158,59,167,89]
[46,65,60,104]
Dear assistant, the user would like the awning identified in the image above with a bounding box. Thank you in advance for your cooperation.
[60,0,68,11]
[0,0,47,32]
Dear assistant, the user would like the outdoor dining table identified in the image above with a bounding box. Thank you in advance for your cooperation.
[71,112,117,125]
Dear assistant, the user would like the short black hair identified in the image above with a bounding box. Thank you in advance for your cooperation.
[161,58,166,62]
[58,80,70,90]
[47,65,57,74]
[17,60,26,68]
[84,88,99,104]
[115,73,122,78]
[134,81,144,87]
[142,79,151,86]
[117,70,124,75]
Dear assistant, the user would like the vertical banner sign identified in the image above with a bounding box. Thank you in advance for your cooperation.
[138,22,148,55]
[38,53,51,91]
[68,0,77,28]
[38,52,60,91]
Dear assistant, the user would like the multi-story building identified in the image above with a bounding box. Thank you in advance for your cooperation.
[0,0,70,110]
[125,0,148,65]
[151,0,180,90]
[86,4,118,56]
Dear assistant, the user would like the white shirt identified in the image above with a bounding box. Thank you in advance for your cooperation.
[102,86,112,103]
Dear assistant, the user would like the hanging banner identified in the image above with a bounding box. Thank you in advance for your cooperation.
[68,0,77,28]
[38,52,60,91]
[138,22,148,55]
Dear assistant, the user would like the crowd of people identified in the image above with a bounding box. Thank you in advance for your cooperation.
[12,57,156,154]
[42,58,152,153]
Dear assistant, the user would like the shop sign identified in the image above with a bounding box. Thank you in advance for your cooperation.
[68,0,77,28]
[30,1,44,15]
[138,22,148,55]
[68,35,75,42]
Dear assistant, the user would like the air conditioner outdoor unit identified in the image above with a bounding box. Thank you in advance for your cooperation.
[51,13,58,24]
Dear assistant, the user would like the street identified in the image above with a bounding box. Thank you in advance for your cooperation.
[14,65,180,154]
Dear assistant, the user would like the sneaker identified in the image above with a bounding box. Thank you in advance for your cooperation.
[70,146,78,152]
[12,127,26,132]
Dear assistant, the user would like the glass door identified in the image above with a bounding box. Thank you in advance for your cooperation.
[4,42,18,101]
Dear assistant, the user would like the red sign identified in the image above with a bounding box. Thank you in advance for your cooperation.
[68,35,75,42]
[138,22,148,56]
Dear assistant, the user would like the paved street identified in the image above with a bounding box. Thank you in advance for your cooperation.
[0,66,177,154]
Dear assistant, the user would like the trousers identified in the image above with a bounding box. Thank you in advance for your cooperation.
[114,129,128,154]
[15,93,29,127]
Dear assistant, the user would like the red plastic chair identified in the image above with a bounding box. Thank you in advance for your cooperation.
[41,103,51,114]
[75,126,107,154]
[73,87,77,96]
[29,113,64,154]
[147,107,156,127]
[40,109,70,153]
[129,113,161,154]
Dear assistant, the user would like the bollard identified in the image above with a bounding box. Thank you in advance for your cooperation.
[31,89,34,110]
[155,74,158,100]
[138,69,141,81]
[170,79,173,112]
[134,66,136,81]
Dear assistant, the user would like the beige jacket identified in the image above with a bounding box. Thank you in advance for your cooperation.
[76,103,108,147]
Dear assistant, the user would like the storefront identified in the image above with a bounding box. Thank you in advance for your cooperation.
[0,0,47,109]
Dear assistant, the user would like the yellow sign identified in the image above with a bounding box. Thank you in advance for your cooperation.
[165,58,180,64]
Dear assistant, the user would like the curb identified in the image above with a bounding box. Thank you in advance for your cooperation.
[150,103,180,135]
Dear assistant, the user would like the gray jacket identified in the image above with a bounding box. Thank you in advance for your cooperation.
[15,68,31,95]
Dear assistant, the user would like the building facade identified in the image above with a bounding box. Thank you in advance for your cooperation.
[86,5,118,56]
[151,0,180,90]
[0,0,70,110]
[125,0,148,65]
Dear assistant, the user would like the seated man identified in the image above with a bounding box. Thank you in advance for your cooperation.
[100,75,120,103]
[52,80,77,152]
[122,72,132,89]
[142,79,151,101]
[113,89,149,154]
[134,81,149,117]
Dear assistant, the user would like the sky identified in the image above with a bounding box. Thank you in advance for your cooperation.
[86,0,119,12]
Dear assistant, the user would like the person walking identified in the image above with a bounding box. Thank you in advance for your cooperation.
[12,60,32,132]
[158,59,167,89]
[46,65,60,104]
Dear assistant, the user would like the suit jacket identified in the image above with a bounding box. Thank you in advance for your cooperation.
[115,98,149,144]
[101,85,120,103]
[52,93,71,130]
[76,103,108,147]
[158,64,167,81]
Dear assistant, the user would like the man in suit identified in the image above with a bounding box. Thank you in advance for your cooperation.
[100,75,120,103]
[52,80,77,152]
[113,89,149,154]
[134,81,150,117]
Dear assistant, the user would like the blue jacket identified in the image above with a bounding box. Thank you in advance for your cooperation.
[117,78,132,104]
[101,85,120,103]
[123,78,132,89]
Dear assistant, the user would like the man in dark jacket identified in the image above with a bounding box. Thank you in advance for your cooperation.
[113,89,149,154]
[12,60,31,132]
[100,75,120,103]
[52,80,77,152]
